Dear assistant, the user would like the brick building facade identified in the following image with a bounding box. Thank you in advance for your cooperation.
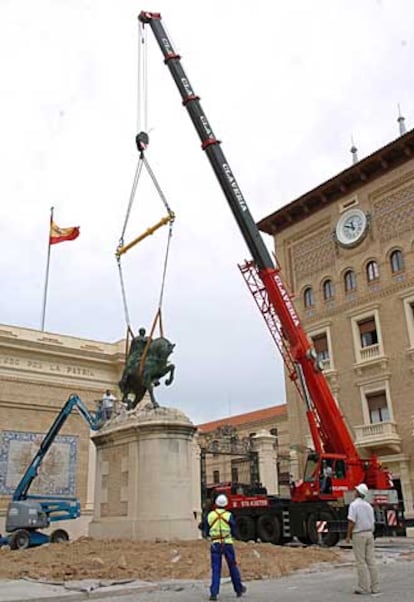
[259,128,414,518]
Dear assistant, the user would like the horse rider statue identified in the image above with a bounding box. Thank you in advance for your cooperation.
[119,327,175,410]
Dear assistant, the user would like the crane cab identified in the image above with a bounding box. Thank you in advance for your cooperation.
[291,452,350,503]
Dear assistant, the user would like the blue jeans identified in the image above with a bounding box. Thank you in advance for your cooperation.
[210,542,243,597]
[102,407,112,420]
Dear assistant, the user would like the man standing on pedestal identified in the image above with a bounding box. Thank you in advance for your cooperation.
[101,389,116,421]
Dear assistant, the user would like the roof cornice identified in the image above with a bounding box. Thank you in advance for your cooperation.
[258,128,414,235]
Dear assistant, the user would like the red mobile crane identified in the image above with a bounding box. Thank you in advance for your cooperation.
[138,11,401,545]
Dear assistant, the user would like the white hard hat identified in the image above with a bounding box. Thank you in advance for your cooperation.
[355,483,369,497]
[215,494,228,508]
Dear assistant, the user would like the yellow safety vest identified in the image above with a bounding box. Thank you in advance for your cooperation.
[208,509,233,544]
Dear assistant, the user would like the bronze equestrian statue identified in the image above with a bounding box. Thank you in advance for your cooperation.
[119,327,175,410]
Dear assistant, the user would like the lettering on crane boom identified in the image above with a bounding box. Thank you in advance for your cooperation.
[222,164,248,212]
[200,115,213,137]
[161,38,174,55]
[274,274,300,326]
[231,498,269,509]
[181,77,193,97]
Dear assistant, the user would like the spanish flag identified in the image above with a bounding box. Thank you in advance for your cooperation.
[49,220,80,245]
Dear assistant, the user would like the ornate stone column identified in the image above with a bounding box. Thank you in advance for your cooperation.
[399,457,414,521]
[251,429,278,494]
[290,449,300,483]
[88,404,199,541]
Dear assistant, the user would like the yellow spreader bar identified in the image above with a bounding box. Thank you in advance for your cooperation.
[116,213,175,258]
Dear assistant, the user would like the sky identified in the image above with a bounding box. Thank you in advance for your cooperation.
[1,0,413,424]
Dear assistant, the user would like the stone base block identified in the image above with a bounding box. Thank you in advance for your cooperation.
[89,517,198,541]
[88,403,200,542]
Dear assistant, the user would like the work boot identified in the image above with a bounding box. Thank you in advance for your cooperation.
[209,596,217,601]
[237,585,247,597]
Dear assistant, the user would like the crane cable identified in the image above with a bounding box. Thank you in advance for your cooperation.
[137,20,148,136]
[116,20,175,347]
[117,157,145,335]
[116,156,175,336]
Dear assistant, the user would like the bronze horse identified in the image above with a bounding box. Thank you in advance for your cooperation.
[119,336,175,410]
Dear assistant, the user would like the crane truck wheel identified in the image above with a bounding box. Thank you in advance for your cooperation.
[9,529,30,550]
[256,514,281,544]
[50,529,69,544]
[307,511,339,547]
[235,516,256,541]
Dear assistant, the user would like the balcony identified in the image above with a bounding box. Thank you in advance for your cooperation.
[318,354,330,367]
[354,421,402,453]
[354,344,389,375]
[360,343,380,362]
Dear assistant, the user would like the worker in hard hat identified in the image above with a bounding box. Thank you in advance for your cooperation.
[203,493,246,601]
[346,483,379,594]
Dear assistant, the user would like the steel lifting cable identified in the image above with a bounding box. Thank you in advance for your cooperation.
[116,159,175,336]
[142,155,173,215]
[138,240,169,374]
[117,19,148,248]
[137,205,174,376]
[116,19,175,341]
[116,157,145,334]
[137,20,148,136]
[119,158,145,245]
[117,16,148,334]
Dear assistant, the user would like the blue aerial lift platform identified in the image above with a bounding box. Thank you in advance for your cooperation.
[0,394,103,549]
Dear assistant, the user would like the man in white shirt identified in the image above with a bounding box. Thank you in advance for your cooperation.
[101,389,116,420]
[346,483,379,595]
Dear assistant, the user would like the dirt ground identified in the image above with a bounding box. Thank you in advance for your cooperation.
[0,537,341,582]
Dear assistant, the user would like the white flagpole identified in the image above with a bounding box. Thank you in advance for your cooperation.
[41,206,54,331]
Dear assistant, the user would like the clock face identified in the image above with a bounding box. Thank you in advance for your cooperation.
[336,209,368,247]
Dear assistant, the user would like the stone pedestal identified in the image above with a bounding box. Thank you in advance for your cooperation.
[88,402,200,541]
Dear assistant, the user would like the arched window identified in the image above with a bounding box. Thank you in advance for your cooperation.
[322,279,334,300]
[344,269,356,292]
[390,249,404,273]
[366,260,379,282]
[304,287,315,308]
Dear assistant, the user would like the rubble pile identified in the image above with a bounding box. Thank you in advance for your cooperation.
[0,537,341,581]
